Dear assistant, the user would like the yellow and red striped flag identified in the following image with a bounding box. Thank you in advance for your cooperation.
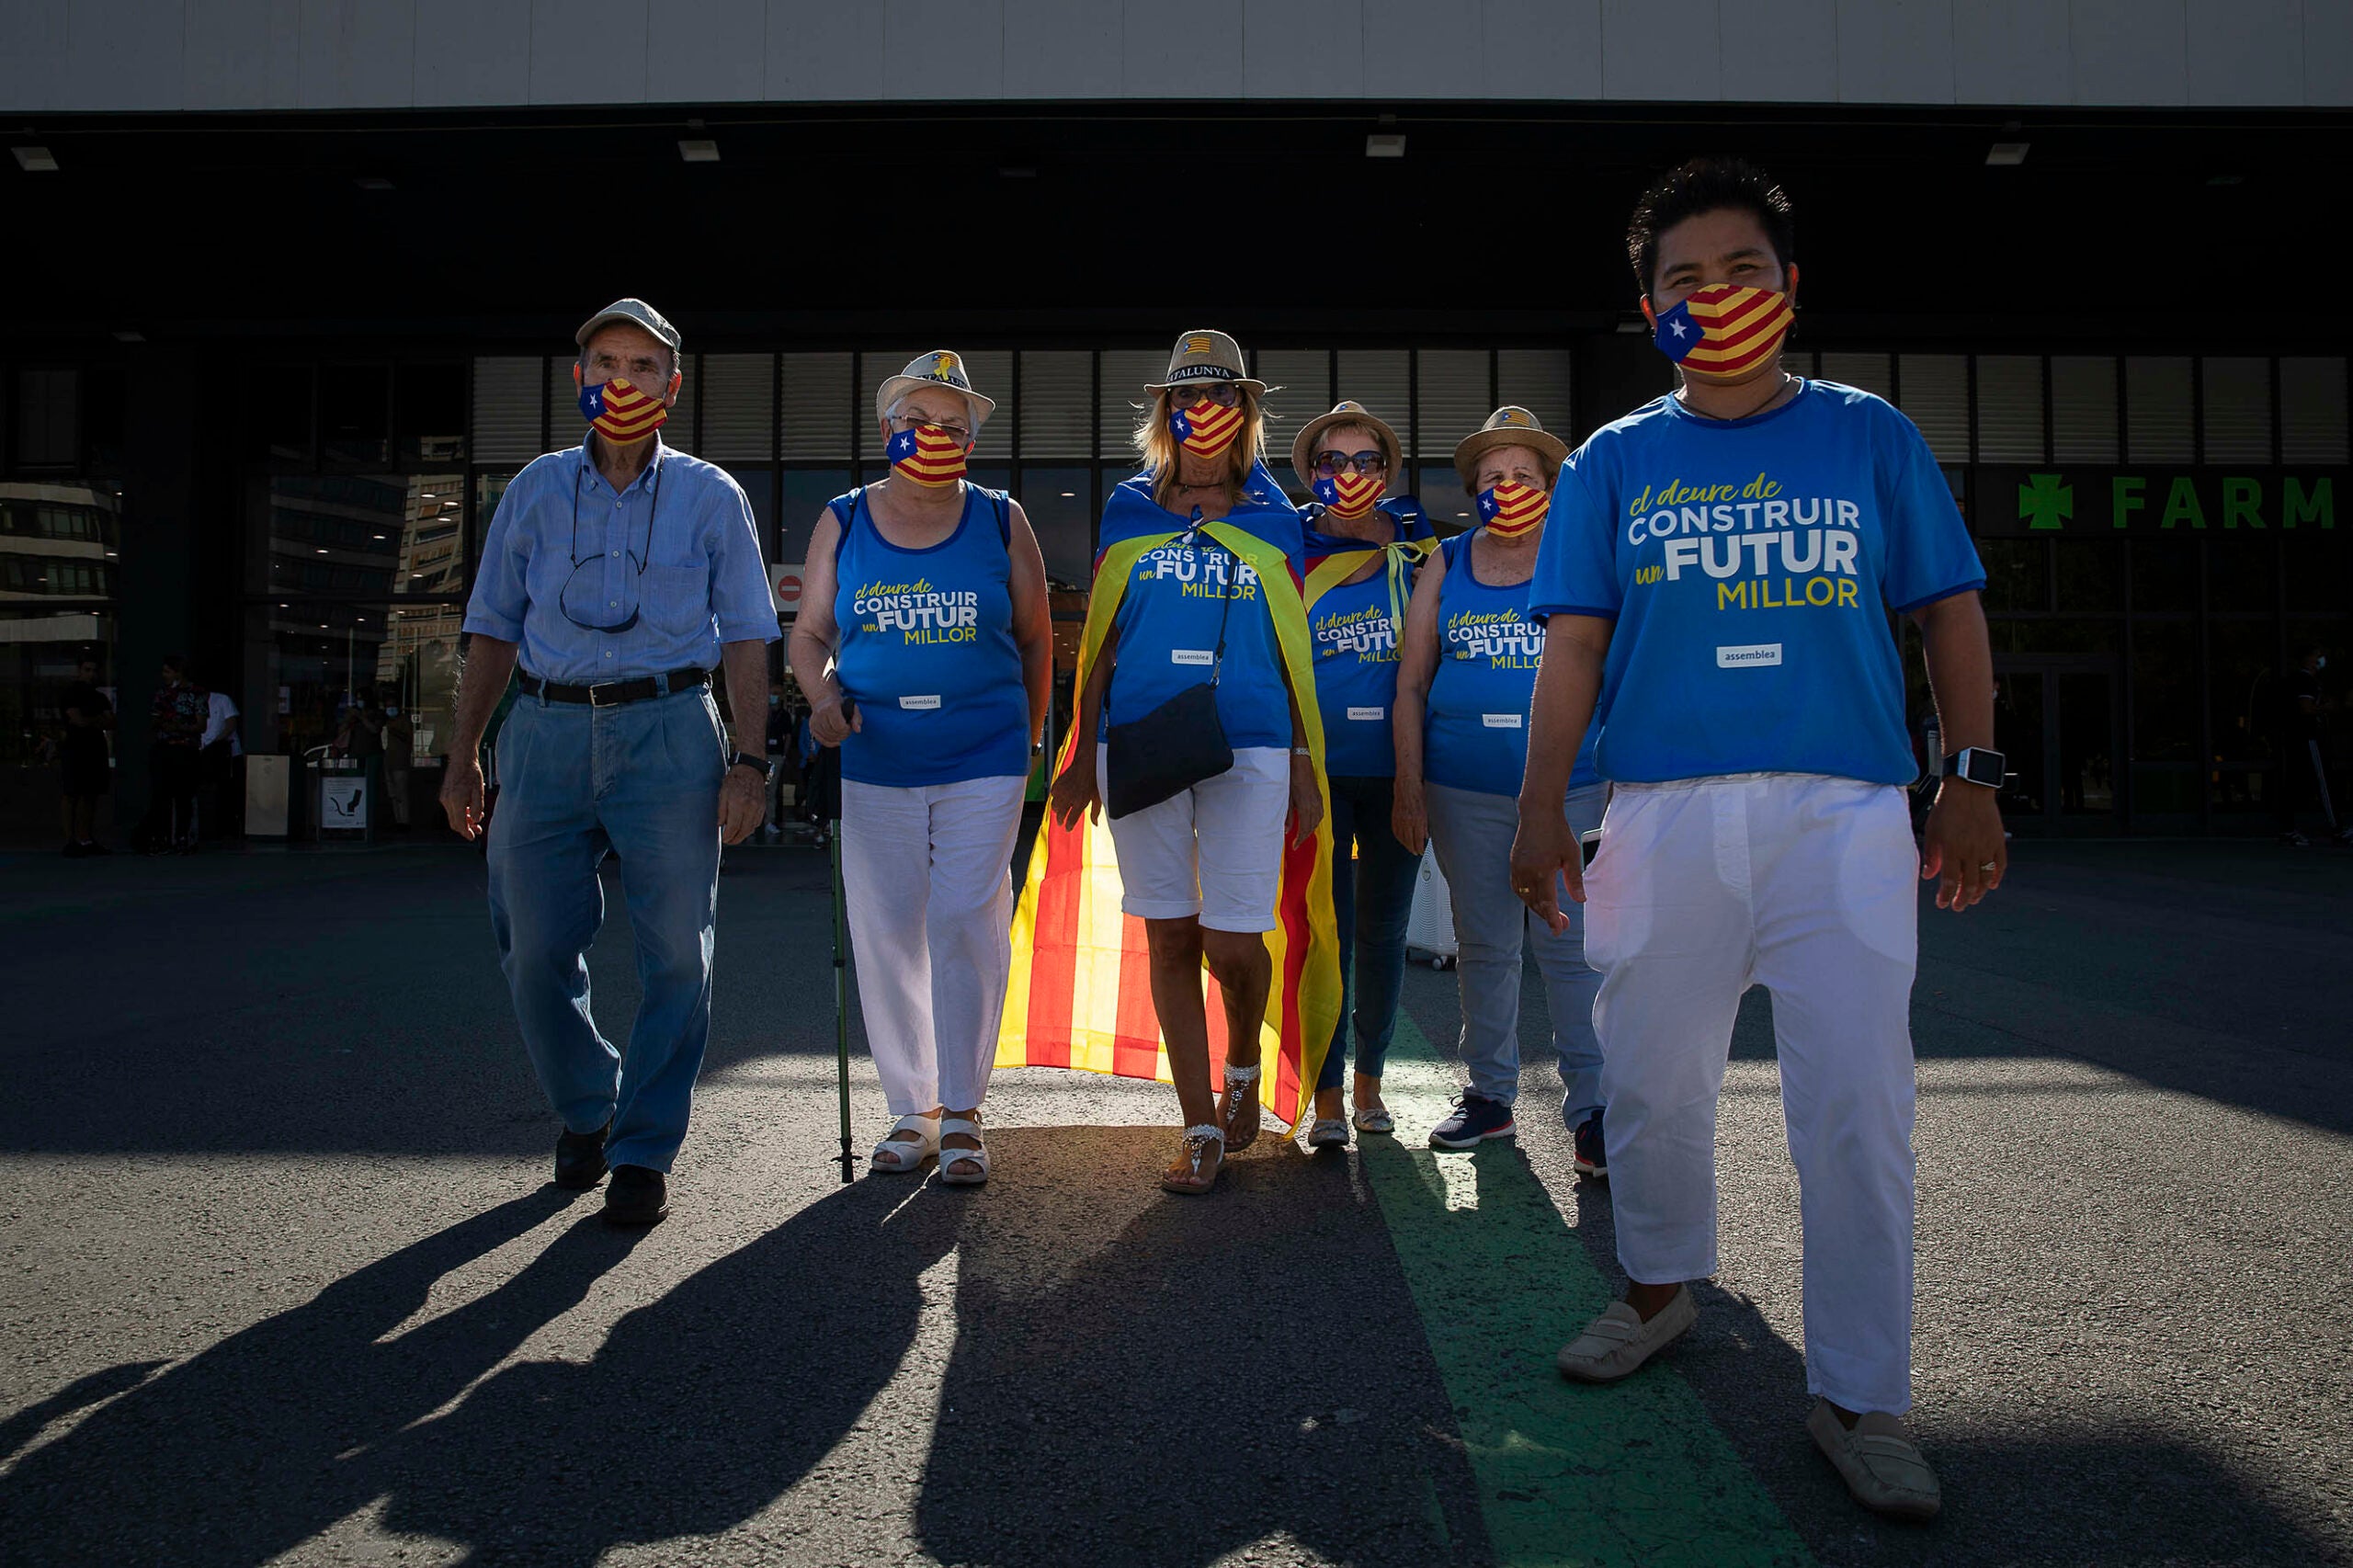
[996,523,1341,1127]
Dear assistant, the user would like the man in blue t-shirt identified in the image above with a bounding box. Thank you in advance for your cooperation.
[1509,159,2006,1524]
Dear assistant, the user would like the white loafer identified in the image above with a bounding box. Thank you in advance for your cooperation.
[938,1117,989,1186]
[869,1113,939,1174]
[1305,1118,1349,1149]
[1806,1399,1941,1522]
[1555,1285,1697,1382]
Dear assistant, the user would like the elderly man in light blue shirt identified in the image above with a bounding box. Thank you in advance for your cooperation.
[444,297,778,1226]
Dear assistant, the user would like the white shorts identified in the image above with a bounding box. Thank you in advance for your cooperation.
[1101,744,1290,932]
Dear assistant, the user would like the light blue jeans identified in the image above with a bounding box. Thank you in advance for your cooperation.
[1424,779,1607,1123]
[486,684,724,1172]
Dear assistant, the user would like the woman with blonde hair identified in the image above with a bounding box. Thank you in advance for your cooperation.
[792,351,1052,1184]
[1048,329,1323,1193]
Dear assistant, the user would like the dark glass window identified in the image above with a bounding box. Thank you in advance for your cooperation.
[2207,618,2279,770]
[2131,538,2198,612]
[776,469,853,568]
[14,369,78,467]
[1977,538,2050,613]
[395,363,468,466]
[259,475,464,598]
[1415,465,1477,534]
[2284,537,2350,614]
[2206,537,2277,614]
[253,367,314,465]
[2054,540,2123,611]
[1015,467,1095,585]
[319,365,391,466]
[2131,620,2198,762]
[83,366,127,473]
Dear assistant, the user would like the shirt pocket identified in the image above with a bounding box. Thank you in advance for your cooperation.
[642,562,712,637]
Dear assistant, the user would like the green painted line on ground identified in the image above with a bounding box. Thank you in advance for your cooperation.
[1359,1010,1813,1568]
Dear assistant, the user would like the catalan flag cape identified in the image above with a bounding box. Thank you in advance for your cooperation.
[1302,506,1439,625]
[995,472,1340,1129]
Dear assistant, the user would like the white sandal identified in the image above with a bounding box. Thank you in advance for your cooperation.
[1218,1061,1263,1152]
[870,1112,939,1174]
[1306,1118,1350,1149]
[938,1117,989,1186]
[1352,1104,1394,1135]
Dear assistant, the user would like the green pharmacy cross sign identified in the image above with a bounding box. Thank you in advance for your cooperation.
[1976,466,2344,538]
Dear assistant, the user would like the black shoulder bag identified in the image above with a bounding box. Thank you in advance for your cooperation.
[1105,527,1239,820]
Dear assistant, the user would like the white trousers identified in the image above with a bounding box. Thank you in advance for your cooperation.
[1585,772,1920,1415]
[840,774,1029,1117]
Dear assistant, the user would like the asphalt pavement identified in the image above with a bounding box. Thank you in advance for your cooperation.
[0,835,2347,1567]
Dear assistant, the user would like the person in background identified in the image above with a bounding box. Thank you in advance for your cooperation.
[1290,401,1435,1148]
[198,681,244,841]
[1514,158,2003,1522]
[138,655,208,854]
[1392,408,1608,1168]
[59,656,114,858]
[792,352,1051,1184]
[381,698,415,831]
[2279,644,2345,846]
[443,296,779,1227]
[336,686,388,834]
[764,678,793,839]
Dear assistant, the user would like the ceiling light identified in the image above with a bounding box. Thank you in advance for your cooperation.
[678,139,720,163]
[112,330,145,343]
[13,146,59,173]
[1985,142,2029,166]
[355,176,394,190]
[2206,173,2244,186]
[1365,134,1406,159]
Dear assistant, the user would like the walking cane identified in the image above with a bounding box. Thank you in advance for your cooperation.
[828,698,858,1184]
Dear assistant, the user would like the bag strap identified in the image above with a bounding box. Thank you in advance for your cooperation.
[1191,508,1240,687]
[991,488,1010,547]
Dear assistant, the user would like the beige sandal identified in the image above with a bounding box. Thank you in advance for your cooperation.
[1217,1061,1262,1153]
[1160,1124,1225,1194]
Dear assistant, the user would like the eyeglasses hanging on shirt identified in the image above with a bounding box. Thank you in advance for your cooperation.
[560,458,665,634]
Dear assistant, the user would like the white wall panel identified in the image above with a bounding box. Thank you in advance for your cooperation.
[2309,2,2353,107]
[1600,0,1716,102]
[1124,0,1245,98]
[884,0,1004,100]
[649,0,765,103]
[1004,0,1121,97]
[766,0,885,102]
[298,0,417,109]
[414,0,530,108]
[1952,0,2072,105]
[529,0,648,104]
[186,0,302,110]
[1836,0,1954,105]
[1720,0,1837,105]
[2072,0,2188,105]
[2186,0,2302,107]
[1363,0,1481,98]
[1483,0,1599,100]
[1244,0,1363,99]
[0,0,71,112]
[66,0,186,109]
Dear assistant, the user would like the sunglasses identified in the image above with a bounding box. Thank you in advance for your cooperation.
[1313,449,1388,479]
[1169,382,1243,408]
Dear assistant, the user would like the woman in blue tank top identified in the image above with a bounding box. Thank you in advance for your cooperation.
[790,353,1052,1186]
[1392,408,1609,1162]
[1048,330,1321,1196]
[1291,401,1435,1149]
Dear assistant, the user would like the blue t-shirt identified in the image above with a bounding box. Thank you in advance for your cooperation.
[1105,534,1291,751]
[830,485,1029,787]
[1529,381,1984,785]
[1425,531,1598,796]
[1308,562,1405,777]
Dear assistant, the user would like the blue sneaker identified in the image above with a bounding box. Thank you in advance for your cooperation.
[1573,1109,1607,1179]
[1429,1093,1515,1149]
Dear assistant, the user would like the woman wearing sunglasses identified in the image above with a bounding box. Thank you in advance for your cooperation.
[790,352,1052,1185]
[1290,402,1436,1149]
[1048,330,1321,1194]
[1392,408,1608,1167]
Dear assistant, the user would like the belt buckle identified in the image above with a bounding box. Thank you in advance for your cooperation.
[588,681,627,708]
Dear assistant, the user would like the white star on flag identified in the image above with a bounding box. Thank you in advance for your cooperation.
[1670,321,1688,338]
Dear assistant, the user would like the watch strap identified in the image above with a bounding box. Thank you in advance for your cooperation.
[729,750,768,775]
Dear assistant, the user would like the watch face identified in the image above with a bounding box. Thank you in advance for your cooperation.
[1963,749,2005,786]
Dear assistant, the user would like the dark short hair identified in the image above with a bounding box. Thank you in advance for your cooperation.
[1627,157,1796,296]
[161,653,186,672]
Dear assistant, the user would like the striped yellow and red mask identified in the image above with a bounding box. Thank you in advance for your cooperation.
[1651,284,1793,382]
[1170,396,1245,460]
[1313,472,1384,519]
[578,377,668,444]
[886,423,971,487]
[1477,481,1549,537]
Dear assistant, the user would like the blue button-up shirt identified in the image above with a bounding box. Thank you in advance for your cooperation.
[462,440,779,683]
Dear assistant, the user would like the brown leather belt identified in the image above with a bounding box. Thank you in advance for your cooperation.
[516,667,710,707]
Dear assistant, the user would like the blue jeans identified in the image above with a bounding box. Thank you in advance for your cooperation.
[1317,775,1421,1092]
[486,684,724,1173]
[1424,779,1607,1122]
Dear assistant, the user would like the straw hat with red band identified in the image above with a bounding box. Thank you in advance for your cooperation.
[1290,401,1404,494]
[874,350,996,426]
[1144,329,1272,396]
[1451,405,1570,493]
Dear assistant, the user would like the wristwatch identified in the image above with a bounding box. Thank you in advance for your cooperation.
[728,750,769,778]
[1940,746,2006,788]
